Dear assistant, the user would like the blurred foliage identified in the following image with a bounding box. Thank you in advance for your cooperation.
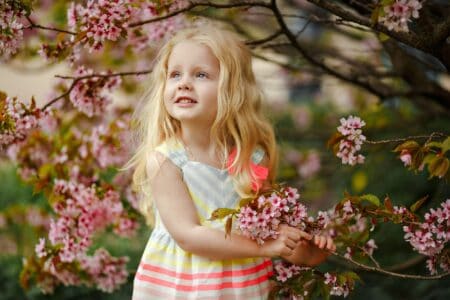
[0,163,151,300]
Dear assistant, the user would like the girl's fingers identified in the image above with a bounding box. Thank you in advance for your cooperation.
[299,231,312,240]
[313,235,328,249]
[285,239,297,250]
[283,227,311,242]
[326,236,336,252]
[320,236,327,249]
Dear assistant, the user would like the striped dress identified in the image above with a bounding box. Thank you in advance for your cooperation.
[132,139,273,300]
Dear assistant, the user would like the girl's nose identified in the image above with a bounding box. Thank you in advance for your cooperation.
[177,77,192,91]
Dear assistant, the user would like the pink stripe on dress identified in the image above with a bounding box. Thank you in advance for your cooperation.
[139,259,272,280]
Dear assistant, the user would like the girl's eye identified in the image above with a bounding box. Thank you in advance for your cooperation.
[169,71,180,78]
[196,72,208,78]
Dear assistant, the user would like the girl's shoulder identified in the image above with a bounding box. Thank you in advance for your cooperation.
[153,138,188,169]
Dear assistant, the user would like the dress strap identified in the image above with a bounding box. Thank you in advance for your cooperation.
[154,139,188,169]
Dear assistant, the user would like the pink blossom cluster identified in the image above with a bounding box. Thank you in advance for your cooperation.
[0,97,45,147]
[46,180,123,262]
[79,248,129,293]
[0,2,25,59]
[35,242,128,293]
[237,187,308,244]
[90,119,130,168]
[67,0,134,52]
[336,115,366,165]
[68,66,121,117]
[379,0,423,32]
[403,199,449,274]
[324,272,350,297]
[273,260,309,282]
[399,149,412,166]
[32,179,132,292]
[127,1,187,51]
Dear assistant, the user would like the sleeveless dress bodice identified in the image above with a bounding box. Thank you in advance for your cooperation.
[132,139,273,300]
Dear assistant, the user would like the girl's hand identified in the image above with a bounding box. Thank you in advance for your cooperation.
[282,234,336,266]
[312,234,336,252]
[260,224,312,257]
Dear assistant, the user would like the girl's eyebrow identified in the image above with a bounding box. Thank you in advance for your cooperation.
[168,64,216,71]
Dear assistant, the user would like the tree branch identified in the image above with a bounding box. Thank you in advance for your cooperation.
[334,253,450,280]
[128,0,271,28]
[42,70,152,111]
[25,16,76,35]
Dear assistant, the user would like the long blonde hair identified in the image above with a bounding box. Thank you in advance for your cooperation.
[123,26,278,225]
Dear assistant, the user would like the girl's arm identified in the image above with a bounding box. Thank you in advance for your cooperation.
[148,152,311,261]
[281,235,336,267]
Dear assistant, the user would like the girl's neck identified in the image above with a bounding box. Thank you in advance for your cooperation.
[179,125,223,168]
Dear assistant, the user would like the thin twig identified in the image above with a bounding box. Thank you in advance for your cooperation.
[334,253,450,280]
[365,132,447,145]
[128,0,271,27]
[25,16,76,35]
[245,29,283,46]
[42,70,152,111]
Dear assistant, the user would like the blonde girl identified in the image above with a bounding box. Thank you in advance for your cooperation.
[126,26,335,300]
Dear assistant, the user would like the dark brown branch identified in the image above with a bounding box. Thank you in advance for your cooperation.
[305,0,433,54]
[246,29,283,46]
[128,0,271,28]
[365,132,447,145]
[25,16,76,35]
[42,70,152,111]
[269,0,392,98]
[334,253,450,280]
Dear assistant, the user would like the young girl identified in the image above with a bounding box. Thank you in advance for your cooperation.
[127,26,335,299]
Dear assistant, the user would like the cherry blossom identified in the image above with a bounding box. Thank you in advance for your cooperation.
[273,260,308,282]
[0,97,45,148]
[68,66,121,117]
[403,199,449,273]
[336,115,366,165]
[0,2,26,59]
[236,187,311,244]
[399,149,412,166]
[379,0,423,33]
[127,1,187,51]
[324,272,351,297]
[67,0,135,52]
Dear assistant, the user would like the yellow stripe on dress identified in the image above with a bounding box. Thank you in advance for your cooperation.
[144,245,259,268]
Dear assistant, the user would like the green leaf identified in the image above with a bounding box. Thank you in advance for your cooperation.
[371,7,380,25]
[428,156,449,179]
[412,148,426,169]
[425,141,442,149]
[360,194,380,207]
[225,217,233,238]
[410,195,429,213]
[441,137,450,153]
[327,132,343,150]
[393,140,420,153]
[378,32,390,41]
[239,197,253,207]
[342,271,362,282]
[209,208,236,221]
[384,196,393,212]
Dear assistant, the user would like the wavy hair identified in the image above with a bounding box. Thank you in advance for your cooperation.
[123,26,278,225]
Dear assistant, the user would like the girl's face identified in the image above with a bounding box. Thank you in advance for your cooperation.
[163,41,220,128]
